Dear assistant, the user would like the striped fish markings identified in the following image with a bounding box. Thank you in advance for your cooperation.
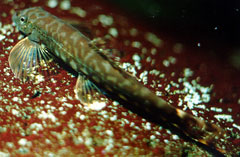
[9,7,225,151]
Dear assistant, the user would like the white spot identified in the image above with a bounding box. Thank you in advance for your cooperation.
[12,109,19,116]
[12,97,19,102]
[150,48,157,55]
[168,56,176,64]
[214,114,233,122]
[172,135,179,140]
[110,115,117,121]
[47,0,58,8]
[38,111,57,122]
[164,139,169,144]
[35,75,45,84]
[18,138,27,146]
[108,27,118,37]
[98,14,114,27]
[184,68,193,77]
[163,60,170,67]
[29,123,43,132]
[197,42,201,47]
[145,32,162,47]
[144,122,151,130]
[80,115,85,120]
[233,124,240,131]
[210,107,223,112]
[70,7,87,17]
[191,110,198,116]
[132,54,141,62]
[131,41,141,48]
[60,0,71,10]
[0,34,5,41]
[139,71,148,85]
[88,101,106,111]
[105,130,113,136]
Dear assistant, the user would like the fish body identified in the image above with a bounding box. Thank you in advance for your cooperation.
[9,7,224,151]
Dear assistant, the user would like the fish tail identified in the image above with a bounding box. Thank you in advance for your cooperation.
[150,95,225,150]
[125,82,225,151]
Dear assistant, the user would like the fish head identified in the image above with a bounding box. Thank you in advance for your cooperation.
[12,8,34,36]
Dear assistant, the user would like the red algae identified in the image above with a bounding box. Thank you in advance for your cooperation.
[0,0,239,156]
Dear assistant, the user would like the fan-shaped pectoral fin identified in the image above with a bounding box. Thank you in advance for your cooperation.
[74,73,108,110]
[8,36,59,83]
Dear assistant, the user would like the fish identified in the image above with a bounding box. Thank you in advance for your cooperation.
[9,7,225,152]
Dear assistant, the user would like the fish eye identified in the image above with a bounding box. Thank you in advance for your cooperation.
[20,16,27,23]
[20,17,25,22]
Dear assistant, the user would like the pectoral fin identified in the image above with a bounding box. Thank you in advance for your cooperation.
[74,74,108,110]
[9,37,58,83]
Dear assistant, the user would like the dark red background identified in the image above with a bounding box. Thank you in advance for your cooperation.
[0,0,239,156]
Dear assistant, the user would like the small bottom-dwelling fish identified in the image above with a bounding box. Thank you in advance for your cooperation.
[9,7,224,151]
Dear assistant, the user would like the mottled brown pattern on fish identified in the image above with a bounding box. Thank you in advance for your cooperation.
[12,7,225,151]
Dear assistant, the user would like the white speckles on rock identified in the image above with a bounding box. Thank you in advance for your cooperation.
[88,101,106,111]
[12,109,20,116]
[12,97,20,102]
[150,48,157,55]
[80,115,85,120]
[214,114,233,122]
[131,41,141,48]
[110,115,117,121]
[0,34,6,41]
[163,139,169,144]
[98,14,114,27]
[163,60,170,67]
[210,107,223,113]
[47,0,58,8]
[108,27,118,37]
[144,122,151,130]
[70,7,87,18]
[105,130,114,136]
[163,56,177,67]
[145,32,162,47]
[172,135,179,140]
[132,54,141,62]
[18,138,27,146]
[29,123,43,132]
[233,124,240,131]
[60,0,71,10]
[131,54,142,69]
[139,71,148,85]
[183,68,193,78]
[38,110,57,122]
